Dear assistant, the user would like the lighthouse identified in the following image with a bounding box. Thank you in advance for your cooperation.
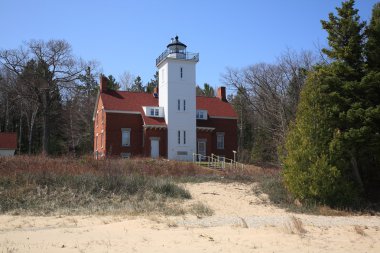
[156,36,199,160]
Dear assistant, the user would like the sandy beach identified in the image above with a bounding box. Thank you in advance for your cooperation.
[1,182,379,252]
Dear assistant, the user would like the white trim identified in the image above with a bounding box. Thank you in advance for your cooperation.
[196,127,215,131]
[209,116,238,120]
[104,110,141,114]
[143,125,167,129]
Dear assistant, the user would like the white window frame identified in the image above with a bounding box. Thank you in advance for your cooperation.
[155,108,159,116]
[150,108,155,116]
[216,132,225,150]
[196,110,207,120]
[121,128,131,147]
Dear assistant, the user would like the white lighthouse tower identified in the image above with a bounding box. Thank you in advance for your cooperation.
[156,36,199,160]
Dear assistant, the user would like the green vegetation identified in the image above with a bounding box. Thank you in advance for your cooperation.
[283,0,380,207]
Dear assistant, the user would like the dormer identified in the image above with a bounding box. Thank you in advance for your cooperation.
[196,109,208,120]
[143,106,164,118]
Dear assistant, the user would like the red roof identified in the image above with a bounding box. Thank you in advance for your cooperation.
[0,132,17,149]
[100,91,237,125]
[196,96,237,118]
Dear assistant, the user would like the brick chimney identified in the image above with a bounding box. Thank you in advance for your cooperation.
[100,74,108,93]
[217,87,227,102]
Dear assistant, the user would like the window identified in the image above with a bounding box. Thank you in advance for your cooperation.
[196,110,207,119]
[122,128,131,147]
[183,130,186,144]
[178,130,181,144]
[178,99,180,111]
[180,67,183,78]
[217,132,224,149]
[95,134,98,149]
[150,108,154,116]
[155,109,159,116]
[183,100,186,111]
[100,133,103,148]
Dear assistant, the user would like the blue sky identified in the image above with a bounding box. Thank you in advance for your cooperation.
[0,0,377,90]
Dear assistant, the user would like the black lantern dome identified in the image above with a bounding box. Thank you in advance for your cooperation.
[167,36,187,53]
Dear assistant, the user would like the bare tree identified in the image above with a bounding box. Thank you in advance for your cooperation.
[0,40,86,155]
[119,70,135,91]
[222,50,317,162]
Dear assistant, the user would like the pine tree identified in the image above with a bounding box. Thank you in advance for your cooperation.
[283,0,380,205]
[283,66,356,205]
[146,71,158,93]
[321,0,366,78]
[365,3,380,72]
[107,75,120,91]
[131,76,145,92]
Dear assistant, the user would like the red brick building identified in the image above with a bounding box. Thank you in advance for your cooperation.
[93,77,238,160]
[93,36,238,160]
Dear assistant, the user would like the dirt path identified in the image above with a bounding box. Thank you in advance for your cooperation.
[0,182,379,253]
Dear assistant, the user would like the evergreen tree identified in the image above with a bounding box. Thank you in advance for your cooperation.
[365,3,380,72]
[107,75,120,91]
[321,0,366,78]
[283,0,380,205]
[131,76,145,92]
[146,71,158,93]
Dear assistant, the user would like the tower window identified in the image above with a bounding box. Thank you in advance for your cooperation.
[183,130,186,144]
[180,67,183,78]
[178,130,181,144]
[178,99,180,111]
[183,100,186,111]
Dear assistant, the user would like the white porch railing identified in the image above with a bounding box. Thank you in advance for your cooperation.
[192,153,244,170]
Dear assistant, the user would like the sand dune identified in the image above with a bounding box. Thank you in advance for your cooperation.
[1,182,379,252]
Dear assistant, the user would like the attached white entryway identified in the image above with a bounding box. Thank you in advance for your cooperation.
[150,138,160,158]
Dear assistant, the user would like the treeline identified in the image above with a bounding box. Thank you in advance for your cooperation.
[226,0,380,205]
[0,42,216,156]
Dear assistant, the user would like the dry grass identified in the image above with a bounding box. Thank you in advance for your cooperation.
[189,201,214,218]
[284,216,307,235]
[354,225,367,236]
[0,155,207,215]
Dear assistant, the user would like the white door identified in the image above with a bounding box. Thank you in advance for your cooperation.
[151,139,159,158]
[197,140,206,157]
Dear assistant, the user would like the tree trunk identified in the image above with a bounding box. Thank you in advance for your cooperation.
[18,106,22,154]
[5,96,9,131]
[350,153,364,191]
[41,90,49,156]
[28,106,38,155]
